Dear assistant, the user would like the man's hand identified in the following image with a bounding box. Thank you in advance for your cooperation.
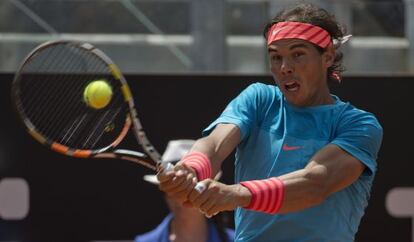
[157,163,198,204]
[188,180,252,217]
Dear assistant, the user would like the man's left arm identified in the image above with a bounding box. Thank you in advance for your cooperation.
[276,143,365,213]
[188,143,365,216]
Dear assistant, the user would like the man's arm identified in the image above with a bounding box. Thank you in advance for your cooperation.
[157,123,241,203]
[190,123,241,178]
[277,143,365,212]
[188,143,365,216]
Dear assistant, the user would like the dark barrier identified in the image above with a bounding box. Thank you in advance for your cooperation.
[0,73,413,242]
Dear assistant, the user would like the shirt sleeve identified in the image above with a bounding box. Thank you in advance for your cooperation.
[331,110,383,176]
[203,83,272,140]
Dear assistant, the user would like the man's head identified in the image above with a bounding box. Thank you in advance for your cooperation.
[263,3,346,107]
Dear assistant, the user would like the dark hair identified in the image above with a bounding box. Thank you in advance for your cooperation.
[263,3,346,83]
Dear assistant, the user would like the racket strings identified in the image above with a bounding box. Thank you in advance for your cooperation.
[20,44,69,116]
[65,59,127,149]
[52,48,125,149]
[27,47,93,145]
[23,45,85,127]
[17,42,128,150]
[45,48,107,144]
[30,46,90,134]
[82,105,122,148]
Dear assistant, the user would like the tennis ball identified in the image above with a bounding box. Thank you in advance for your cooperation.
[83,80,113,109]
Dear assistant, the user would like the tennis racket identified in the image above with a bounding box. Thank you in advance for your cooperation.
[12,40,172,172]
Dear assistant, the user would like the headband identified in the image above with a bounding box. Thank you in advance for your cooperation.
[267,21,332,48]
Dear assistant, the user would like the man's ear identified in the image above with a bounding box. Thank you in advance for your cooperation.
[322,44,335,68]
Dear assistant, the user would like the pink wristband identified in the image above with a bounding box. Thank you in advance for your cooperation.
[181,151,212,181]
[240,177,285,214]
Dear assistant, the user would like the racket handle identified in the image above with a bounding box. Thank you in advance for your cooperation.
[194,182,206,193]
[160,162,174,172]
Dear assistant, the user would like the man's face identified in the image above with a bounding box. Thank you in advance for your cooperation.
[268,38,334,107]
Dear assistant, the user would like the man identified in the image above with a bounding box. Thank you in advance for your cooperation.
[135,140,234,242]
[158,3,383,242]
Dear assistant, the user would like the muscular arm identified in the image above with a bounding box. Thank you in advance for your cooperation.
[189,123,241,178]
[161,124,366,215]
[189,143,366,216]
[157,123,241,202]
[277,143,365,213]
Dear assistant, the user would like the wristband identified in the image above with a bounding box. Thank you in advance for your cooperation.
[181,151,212,181]
[240,177,285,214]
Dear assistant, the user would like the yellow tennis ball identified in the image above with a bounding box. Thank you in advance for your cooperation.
[83,80,113,109]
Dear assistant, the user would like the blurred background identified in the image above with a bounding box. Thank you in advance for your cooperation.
[0,0,413,75]
[1,0,414,242]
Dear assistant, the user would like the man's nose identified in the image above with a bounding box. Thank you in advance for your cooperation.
[280,58,294,75]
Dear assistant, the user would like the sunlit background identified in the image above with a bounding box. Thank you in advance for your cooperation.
[0,0,412,75]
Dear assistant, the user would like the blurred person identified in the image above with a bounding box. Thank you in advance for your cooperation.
[157,3,383,242]
[135,139,234,242]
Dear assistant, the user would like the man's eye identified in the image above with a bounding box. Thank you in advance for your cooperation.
[293,52,304,58]
[271,55,282,61]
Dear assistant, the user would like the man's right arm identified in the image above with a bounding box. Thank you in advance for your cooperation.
[157,123,241,203]
[190,123,241,178]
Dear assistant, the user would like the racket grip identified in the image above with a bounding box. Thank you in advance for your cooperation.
[194,182,206,193]
[161,162,174,172]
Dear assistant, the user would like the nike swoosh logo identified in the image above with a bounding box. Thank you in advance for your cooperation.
[282,144,303,151]
[272,27,288,37]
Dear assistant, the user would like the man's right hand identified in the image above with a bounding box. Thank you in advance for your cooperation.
[157,163,198,205]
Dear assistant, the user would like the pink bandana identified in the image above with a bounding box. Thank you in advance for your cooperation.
[267,21,332,48]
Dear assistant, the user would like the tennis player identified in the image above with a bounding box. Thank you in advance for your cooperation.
[158,3,383,242]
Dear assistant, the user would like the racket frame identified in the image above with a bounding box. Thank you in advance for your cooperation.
[12,40,166,171]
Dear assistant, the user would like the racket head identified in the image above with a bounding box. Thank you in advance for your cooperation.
[12,40,160,165]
